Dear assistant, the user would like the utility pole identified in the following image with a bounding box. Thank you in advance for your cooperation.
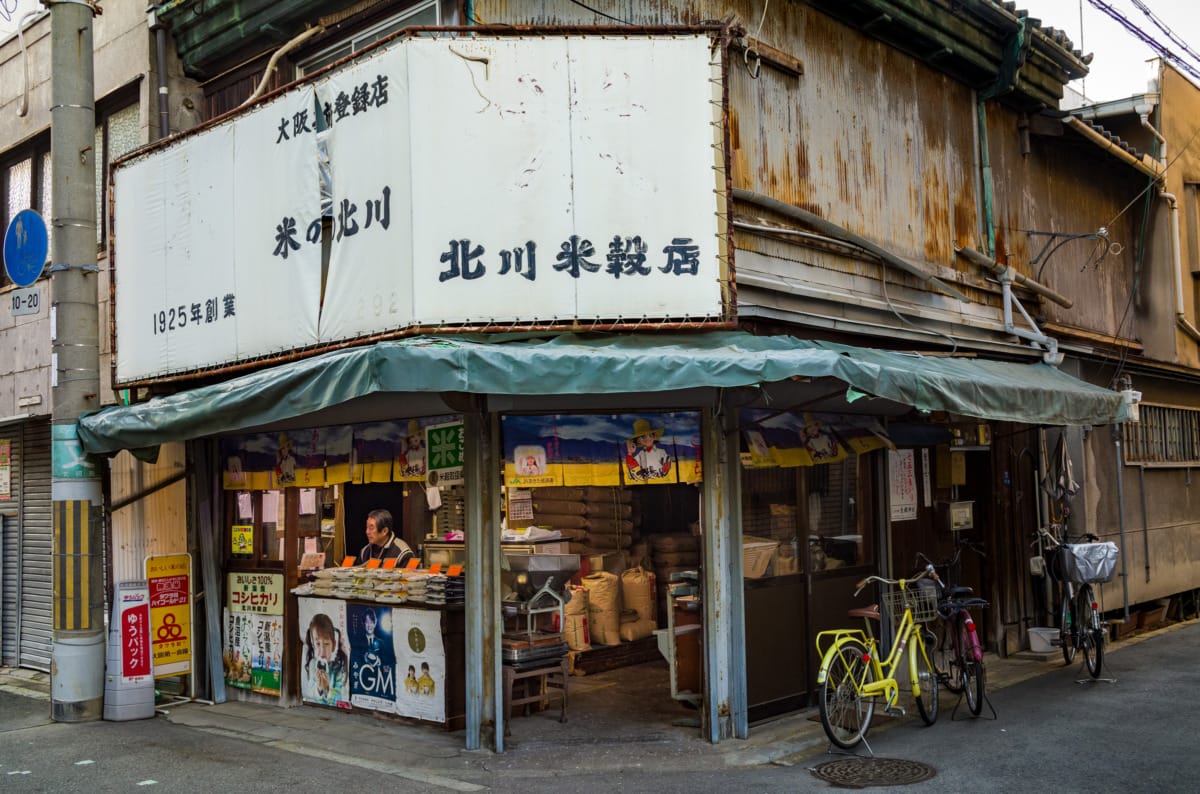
[49,0,104,722]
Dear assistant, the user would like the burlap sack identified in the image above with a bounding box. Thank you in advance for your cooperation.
[586,517,634,534]
[619,617,656,642]
[564,612,591,651]
[584,502,633,519]
[529,513,588,529]
[531,499,588,516]
[587,532,633,550]
[620,566,657,625]
[564,585,589,617]
[583,486,631,503]
[581,572,622,646]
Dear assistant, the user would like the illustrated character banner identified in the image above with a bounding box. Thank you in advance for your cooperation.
[298,597,350,708]
[501,412,701,488]
[739,410,891,468]
[347,603,397,713]
[393,608,446,723]
[222,609,282,696]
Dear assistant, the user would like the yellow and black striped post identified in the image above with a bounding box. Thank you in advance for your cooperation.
[53,500,102,632]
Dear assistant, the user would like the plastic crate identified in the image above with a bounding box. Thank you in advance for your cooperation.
[882,586,939,624]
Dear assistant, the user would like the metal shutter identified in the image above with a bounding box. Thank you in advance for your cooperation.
[0,427,20,665]
[19,419,52,670]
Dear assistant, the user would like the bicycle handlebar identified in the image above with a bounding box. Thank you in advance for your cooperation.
[854,566,940,597]
[1034,525,1099,548]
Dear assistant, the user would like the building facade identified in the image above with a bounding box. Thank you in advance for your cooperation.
[2,0,1196,747]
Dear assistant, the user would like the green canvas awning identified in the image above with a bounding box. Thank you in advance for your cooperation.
[77,332,1131,455]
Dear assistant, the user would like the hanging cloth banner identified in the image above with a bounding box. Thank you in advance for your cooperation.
[501,412,701,488]
[740,410,891,468]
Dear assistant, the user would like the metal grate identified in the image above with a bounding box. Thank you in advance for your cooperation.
[882,585,939,624]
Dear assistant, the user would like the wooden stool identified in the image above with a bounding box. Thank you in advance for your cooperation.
[502,657,568,735]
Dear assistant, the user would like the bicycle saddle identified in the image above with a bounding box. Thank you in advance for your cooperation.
[946,586,973,598]
[848,604,881,621]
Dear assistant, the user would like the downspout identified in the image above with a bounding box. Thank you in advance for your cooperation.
[241,25,326,108]
[1138,465,1150,584]
[1112,424,1131,622]
[149,7,171,139]
[975,18,1028,259]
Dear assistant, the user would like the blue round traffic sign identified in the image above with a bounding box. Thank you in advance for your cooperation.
[3,209,49,288]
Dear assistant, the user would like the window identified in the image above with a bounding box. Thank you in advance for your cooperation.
[0,136,50,289]
[95,99,141,247]
[0,90,138,288]
[297,1,439,76]
[1124,404,1200,465]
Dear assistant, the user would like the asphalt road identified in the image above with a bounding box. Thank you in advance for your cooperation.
[2,621,1197,792]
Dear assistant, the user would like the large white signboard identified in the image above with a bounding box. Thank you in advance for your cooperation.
[113,34,726,383]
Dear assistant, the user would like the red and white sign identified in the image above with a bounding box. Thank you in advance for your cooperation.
[117,585,153,684]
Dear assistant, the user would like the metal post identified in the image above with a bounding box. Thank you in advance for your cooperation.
[49,0,104,722]
[1113,428,1130,621]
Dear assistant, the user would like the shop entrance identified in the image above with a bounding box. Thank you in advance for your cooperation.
[496,412,707,740]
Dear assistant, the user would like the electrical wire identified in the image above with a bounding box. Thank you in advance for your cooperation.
[1085,0,1200,82]
[1130,0,1200,69]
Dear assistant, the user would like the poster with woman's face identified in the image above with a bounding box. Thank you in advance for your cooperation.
[298,598,350,708]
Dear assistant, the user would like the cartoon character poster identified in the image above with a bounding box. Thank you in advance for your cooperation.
[739,410,891,468]
[298,597,350,708]
[394,418,429,482]
[347,603,397,713]
[222,610,282,695]
[501,412,701,489]
[393,609,446,723]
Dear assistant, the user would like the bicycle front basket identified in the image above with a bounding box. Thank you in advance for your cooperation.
[1061,542,1119,584]
[882,585,939,624]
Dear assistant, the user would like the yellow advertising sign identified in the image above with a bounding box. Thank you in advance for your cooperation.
[146,553,192,678]
[231,524,254,555]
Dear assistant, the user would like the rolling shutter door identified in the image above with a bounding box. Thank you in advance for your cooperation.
[0,428,20,665]
[19,420,52,670]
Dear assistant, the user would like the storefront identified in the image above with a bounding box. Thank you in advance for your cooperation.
[77,330,1133,747]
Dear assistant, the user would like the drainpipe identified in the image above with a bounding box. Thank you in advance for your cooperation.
[1138,465,1150,584]
[1112,425,1131,622]
[1137,103,1200,344]
[975,18,1027,259]
[149,7,170,139]
[240,25,326,108]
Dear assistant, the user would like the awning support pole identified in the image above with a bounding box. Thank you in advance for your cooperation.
[1113,427,1131,622]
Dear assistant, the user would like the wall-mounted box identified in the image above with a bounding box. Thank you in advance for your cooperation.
[936,445,966,487]
[938,500,974,531]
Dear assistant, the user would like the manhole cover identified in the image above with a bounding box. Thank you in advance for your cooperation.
[810,757,937,789]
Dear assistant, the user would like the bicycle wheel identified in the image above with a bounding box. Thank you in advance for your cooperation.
[911,631,939,725]
[818,639,876,749]
[1080,586,1104,678]
[961,659,985,716]
[1059,593,1077,664]
[935,620,962,694]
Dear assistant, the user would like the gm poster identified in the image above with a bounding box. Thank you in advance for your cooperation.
[347,603,397,712]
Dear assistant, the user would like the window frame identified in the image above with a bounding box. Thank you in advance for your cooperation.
[1123,402,1200,467]
[0,133,51,290]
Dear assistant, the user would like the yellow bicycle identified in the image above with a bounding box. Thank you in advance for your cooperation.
[815,569,941,750]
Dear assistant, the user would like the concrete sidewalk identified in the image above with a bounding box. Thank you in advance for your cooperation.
[1,619,1188,780]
